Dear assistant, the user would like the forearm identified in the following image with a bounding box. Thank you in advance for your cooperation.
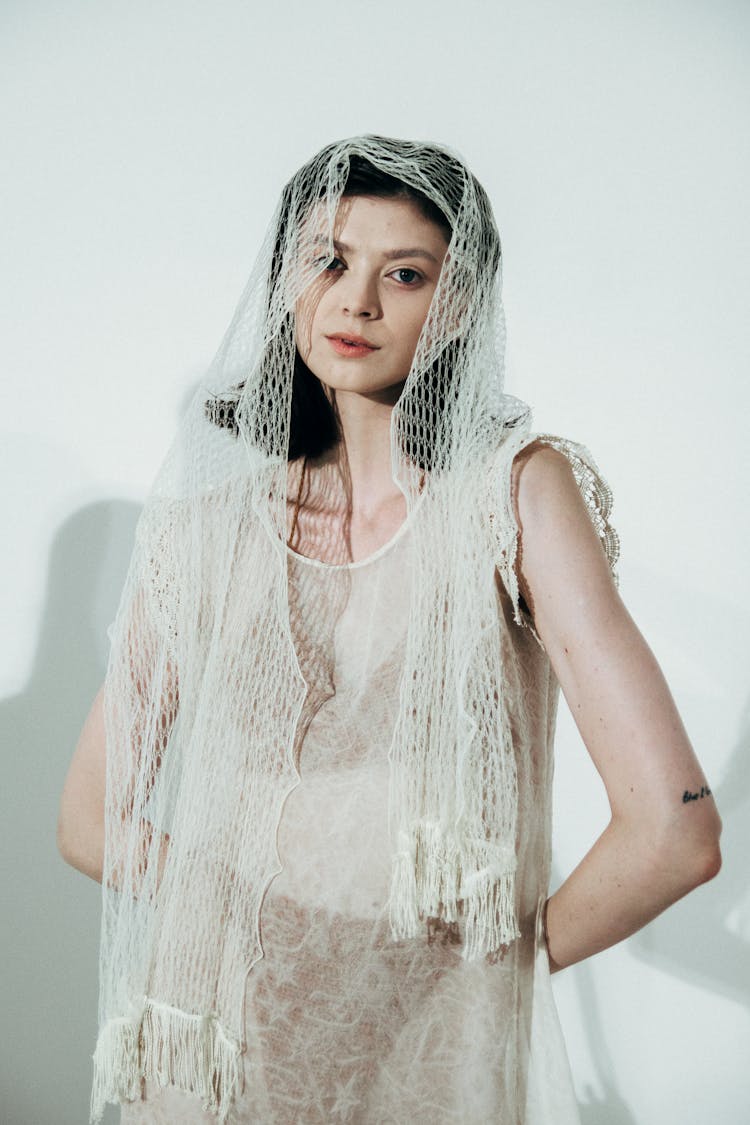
[545,810,721,972]
[57,809,105,883]
[59,689,174,890]
[58,813,171,895]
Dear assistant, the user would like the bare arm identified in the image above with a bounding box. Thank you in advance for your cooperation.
[57,682,108,883]
[57,653,176,893]
[512,443,722,971]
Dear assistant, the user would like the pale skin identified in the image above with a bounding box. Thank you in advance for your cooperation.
[58,194,722,971]
[511,441,721,969]
[292,195,450,532]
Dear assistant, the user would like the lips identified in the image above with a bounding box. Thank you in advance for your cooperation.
[325,333,381,359]
[326,333,379,349]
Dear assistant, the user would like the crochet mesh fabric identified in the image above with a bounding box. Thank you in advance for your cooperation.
[91,135,619,1123]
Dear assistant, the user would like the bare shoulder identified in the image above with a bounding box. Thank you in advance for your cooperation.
[507,438,618,640]
[510,439,584,527]
[511,438,572,473]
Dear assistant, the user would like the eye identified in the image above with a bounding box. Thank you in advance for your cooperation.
[312,255,344,271]
[390,267,423,286]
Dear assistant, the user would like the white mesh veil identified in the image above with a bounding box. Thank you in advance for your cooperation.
[92,134,550,1122]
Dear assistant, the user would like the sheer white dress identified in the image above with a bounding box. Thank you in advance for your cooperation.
[120,435,617,1124]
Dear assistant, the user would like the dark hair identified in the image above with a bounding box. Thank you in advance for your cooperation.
[205,145,497,465]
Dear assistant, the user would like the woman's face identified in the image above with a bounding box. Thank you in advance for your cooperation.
[294,195,450,403]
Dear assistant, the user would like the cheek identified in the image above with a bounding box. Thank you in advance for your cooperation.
[294,313,311,361]
[294,294,320,357]
[403,297,439,358]
[404,299,434,346]
[295,277,332,349]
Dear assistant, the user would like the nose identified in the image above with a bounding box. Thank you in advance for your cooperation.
[339,268,382,319]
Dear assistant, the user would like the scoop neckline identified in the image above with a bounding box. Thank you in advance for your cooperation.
[285,488,427,571]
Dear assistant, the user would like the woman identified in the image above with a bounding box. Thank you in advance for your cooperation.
[58,135,721,1124]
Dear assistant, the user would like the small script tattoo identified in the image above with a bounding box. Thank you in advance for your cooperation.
[682,785,712,804]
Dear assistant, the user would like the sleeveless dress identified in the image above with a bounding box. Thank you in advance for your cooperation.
[119,437,615,1124]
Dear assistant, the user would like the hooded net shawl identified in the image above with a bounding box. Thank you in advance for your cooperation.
[91,135,620,1123]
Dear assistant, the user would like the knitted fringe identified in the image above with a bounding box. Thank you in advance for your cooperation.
[460,867,520,961]
[389,821,521,961]
[90,1016,140,1120]
[90,999,242,1124]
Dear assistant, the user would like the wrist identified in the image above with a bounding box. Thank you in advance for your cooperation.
[543,897,564,974]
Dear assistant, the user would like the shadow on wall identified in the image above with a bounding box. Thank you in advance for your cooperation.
[630,687,750,1010]
[621,566,750,1011]
[548,853,638,1124]
[573,959,639,1125]
[566,700,748,1124]
[558,566,749,1123]
[0,500,141,1125]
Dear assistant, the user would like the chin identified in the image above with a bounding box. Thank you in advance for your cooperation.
[332,380,402,406]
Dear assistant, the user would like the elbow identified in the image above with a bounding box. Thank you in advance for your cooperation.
[56,804,69,861]
[619,803,723,898]
[56,806,103,882]
[687,804,723,888]
[56,810,79,869]
[658,809,723,894]
[685,835,722,888]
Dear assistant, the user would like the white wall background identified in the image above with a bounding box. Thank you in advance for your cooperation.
[2,1,748,1122]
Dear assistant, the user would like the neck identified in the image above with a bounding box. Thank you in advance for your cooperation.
[325,385,406,515]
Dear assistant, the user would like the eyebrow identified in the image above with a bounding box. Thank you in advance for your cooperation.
[312,237,441,265]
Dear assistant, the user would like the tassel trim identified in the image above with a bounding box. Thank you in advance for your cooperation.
[388,821,521,961]
[90,998,242,1124]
